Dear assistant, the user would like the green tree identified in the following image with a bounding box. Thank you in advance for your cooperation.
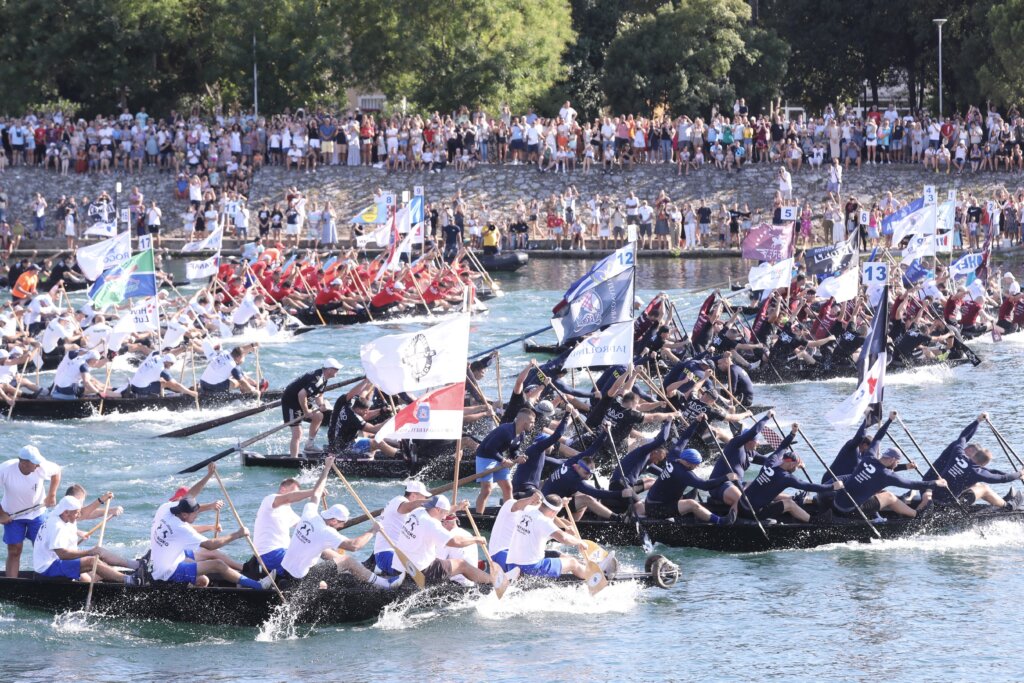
[600,0,752,116]
[345,0,575,113]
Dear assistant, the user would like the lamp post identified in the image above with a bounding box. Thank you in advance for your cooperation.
[934,18,947,119]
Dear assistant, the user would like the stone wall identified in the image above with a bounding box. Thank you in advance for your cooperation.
[2,162,1022,237]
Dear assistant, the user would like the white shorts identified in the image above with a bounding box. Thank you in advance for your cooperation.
[285,223,299,236]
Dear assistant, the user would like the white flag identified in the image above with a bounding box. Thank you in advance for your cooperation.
[563,322,634,370]
[825,354,886,428]
[84,221,117,238]
[360,315,470,394]
[129,296,160,333]
[748,257,794,291]
[902,233,937,264]
[817,265,860,303]
[181,225,224,253]
[186,255,220,280]
[76,231,131,280]
[356,223,392,248]
[376,227,417,282]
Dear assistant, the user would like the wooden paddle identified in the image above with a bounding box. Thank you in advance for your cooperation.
[451,442,464,505]
[176,409,320,473]
[189,347,200,410]
[560,501,607,596]
[83,498,111,616]
[159,375,364,438]
[463,508,508,598]
[330,463,426,589]
[211,468,285,600]
[6,356,32,421]
[96,361,114,416]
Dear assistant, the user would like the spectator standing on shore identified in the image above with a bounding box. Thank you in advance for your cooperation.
[30,193,46,239]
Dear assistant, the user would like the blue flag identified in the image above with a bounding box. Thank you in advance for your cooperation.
[554,243,635,315]
[88,248,157,307]
[902,259,933,286]
[551,269,634,343]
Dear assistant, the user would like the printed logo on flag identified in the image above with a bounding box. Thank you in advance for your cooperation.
[400,333,437,380]
[415,404,430,423]
[574,290,604,330]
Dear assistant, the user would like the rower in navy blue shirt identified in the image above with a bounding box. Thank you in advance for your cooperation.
[609,420,676,492]
[638,430,739,524]
[511,414,570,499]
[473,407,534,513]
[930,446,1024,509]
[918,414,986,510]
[823,411,897,484]
[541,450,637,520]
[707,411,775,507]
[740,435,842,523]
[834,448,946,519]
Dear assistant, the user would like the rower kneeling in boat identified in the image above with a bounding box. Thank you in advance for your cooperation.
[32,495,136,584]
[244,457,333,578]
[606,420,675,508]
[505,495,609,581]
[372,481,429,576]
[276,498,401,591]
[739,433,843,523]
[705,411,775,509]
[281,358,342,457]
[833,449,946,520]
[104,351,197,399]
[149,495,275,590]
[390,495,492,587]
[927,447,1024,511]
[488,493,541,570]
[198,343,259,395]
[50,346,106,400]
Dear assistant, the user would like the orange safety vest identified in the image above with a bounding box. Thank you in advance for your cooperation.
[12,271,38,299]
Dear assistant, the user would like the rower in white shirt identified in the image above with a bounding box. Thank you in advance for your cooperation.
[199,343,258,394]
[438,514,479,587]
[50,346,106,399]
[246,457,333,578]
[487,493,541,570]
[0,446,62,577]
[104,351,196,398]
[32,495,134,583]
[372,481,430,576]
[277,498,399,590]
[505,495,592,580]
[393,495,491,586]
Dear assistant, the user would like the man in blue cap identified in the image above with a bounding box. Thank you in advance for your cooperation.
[0,445,62,577]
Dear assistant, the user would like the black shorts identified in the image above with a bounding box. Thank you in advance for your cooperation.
[644,501,677,520]
[423,558,449,586]
[740,499,785,520]
[833,494,880,517]
[282,401,303,423]
[147,224,161,235]
[639,223,652,237]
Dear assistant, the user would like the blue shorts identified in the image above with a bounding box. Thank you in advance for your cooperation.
[374,550,398,576]
[3,516,43,545]
[476,457,510,482]
[709,481,735,502]
[511,558,562,579]
[352,437,372,453]
[491,549,508,571]
[260,548,286,573]
[184,549,195,560]
[167,560,198,584]
[39,558,83,579]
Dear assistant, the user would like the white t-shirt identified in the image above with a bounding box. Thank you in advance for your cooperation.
[439,527,478,586]
[32,509,79,572]
[53,350,91,389]
[488,499,531,555]
[82,322,111,350]
[0,458,60,520]
[281,503,344,579]
[25,295,56,326]
[372,495,411,556]
[395,508,452,572]
[150,502,207,580]
[130,352,166,390]
[254,493,301,555]
[506,508,559,566]
[200,351,237,385]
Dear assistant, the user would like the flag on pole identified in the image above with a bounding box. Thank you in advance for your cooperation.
[884,198,935,244]
[748,257,794,291]
[374,382,466,441]
[902,232,937,264]
[550,269,634,343]
[76,231,132,280]
[186,255,220,280]
[553,243,635,315]
[562,322,634,370]
[949,252,986,279]
[349,200,389,225]
[88,249,158,308]
[816,264,860,303]
[181,225,224,253]
[360,315,471,394]
[827,287,888,427]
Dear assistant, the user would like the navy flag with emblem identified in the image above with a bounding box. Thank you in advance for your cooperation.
[551,269,634,343]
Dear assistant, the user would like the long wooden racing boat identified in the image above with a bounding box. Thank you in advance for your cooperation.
[6,390,284,420]
[748,354,970,385]
[459,502,1024,553]
[0,556,677,626]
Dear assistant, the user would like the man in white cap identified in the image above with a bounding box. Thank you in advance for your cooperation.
[0,445,62,577]
[373,480,430,575]
[50,345,107,399]
[506,494,593,580]
[32,494,136,583]
[0,346,44,404]
[393,495,492,586]
[104,350,197,398]
[281,357,343,456]
[278,495,401,590]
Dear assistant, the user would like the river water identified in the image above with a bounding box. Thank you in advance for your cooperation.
[2,257,1023,682]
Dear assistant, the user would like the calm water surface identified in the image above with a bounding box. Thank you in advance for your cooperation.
[2,257,1021,682]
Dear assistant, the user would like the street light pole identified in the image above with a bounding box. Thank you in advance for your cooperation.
[934,18,947,119]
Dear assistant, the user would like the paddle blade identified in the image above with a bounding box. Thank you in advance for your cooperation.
[582,540,607,564]
[410,567,426,589]
[491,567,509,599]
[585,561,608,596]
